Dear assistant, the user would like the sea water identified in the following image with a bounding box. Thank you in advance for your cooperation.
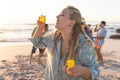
[0,22,120,42]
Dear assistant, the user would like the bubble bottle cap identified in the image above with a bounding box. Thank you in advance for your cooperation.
[39,15,46,23]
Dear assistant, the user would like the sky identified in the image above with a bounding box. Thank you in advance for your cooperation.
[0,0,120,24]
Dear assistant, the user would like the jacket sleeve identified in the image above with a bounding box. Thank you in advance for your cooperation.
[29,31,54,49]
[85,48,100,80]
[78,34,100,80]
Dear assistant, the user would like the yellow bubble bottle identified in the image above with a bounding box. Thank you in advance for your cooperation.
[43,16,46,22]
[67,59,75,69]
[39,15,46,23]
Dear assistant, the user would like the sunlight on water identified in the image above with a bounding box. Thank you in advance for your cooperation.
[0,24,55,42]
[0,22,120,42]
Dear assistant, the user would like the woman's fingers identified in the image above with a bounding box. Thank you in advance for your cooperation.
[41,23,45,28]
[66,65,82,77]
[66,68,74,76]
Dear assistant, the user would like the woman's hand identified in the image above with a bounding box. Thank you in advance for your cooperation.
[37,19,45,29]
[66,65,91,80]
[33,20,45,38]
[66,65,83,77]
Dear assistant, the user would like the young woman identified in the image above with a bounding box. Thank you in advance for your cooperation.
[29,6,99,80]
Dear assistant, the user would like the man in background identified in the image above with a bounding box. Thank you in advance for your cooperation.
[94,21,107,65]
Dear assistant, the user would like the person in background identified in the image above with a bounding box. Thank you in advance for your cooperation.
[94,21,107,65]
[30,19,49,64]
[81,18,94,42]
[29,6,99,80]
[44,24,49,32]
[87,24,93,35]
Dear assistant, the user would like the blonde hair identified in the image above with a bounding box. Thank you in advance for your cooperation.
[80,18,95,46]
[53,6,84,62]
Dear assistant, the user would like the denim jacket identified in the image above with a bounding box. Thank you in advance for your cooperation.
[29,31,99,80]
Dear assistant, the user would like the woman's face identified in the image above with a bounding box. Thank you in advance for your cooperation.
[55,8,74,30]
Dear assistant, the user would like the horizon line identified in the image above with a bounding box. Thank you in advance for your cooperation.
[0,21,120,25]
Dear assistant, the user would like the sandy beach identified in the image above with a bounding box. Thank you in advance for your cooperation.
[0,39,120,80]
